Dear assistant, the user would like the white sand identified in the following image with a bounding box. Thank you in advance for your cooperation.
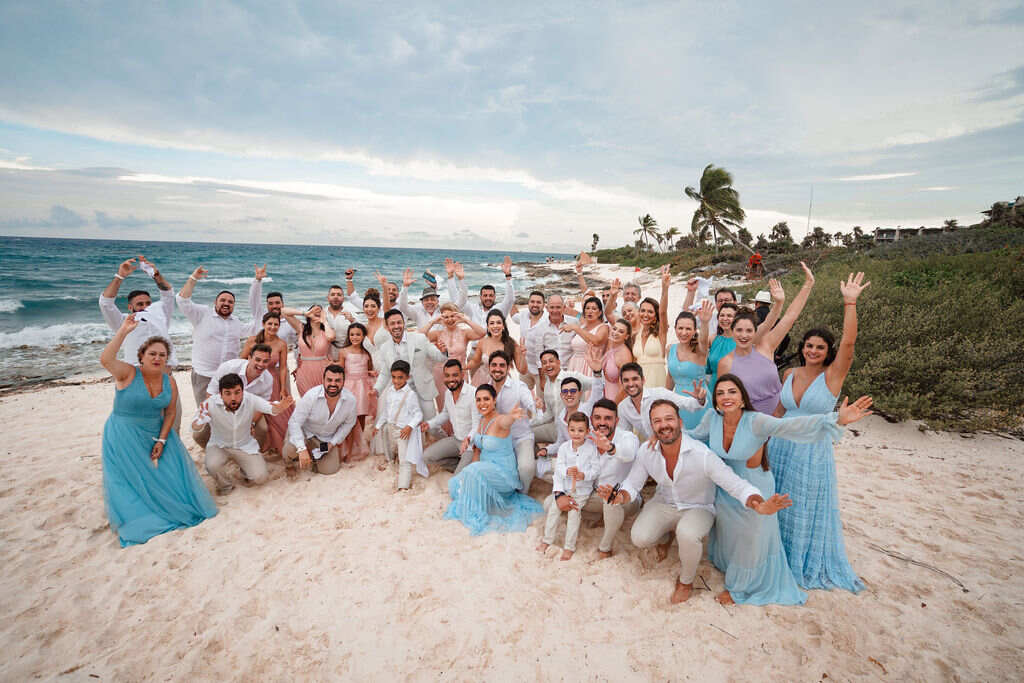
[2,267,1023,680]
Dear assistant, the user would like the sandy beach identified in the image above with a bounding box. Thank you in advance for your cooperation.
[2,262,1023,681]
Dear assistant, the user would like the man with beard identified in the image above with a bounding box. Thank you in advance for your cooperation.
[192,344,275,448]
[451,256,515,325]
[192,373,294,494]
[322,284,354,348]
[468,350,536,492]
[584,399,641,558]
[531,348,592,444]
[263,290,298,347]
[284,364,358,475]
[177,264,268,406]
[601,400,790,604]
[420,359,476,473]
[617,362,704,440]
[510,290,558,390]
[374,309,448,421]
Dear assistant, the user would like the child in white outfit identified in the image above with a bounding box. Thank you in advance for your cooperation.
[538,411,599,560]
[371,360,423,490]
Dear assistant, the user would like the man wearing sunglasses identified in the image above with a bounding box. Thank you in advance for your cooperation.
[534,361,605,481]
[531,349,593,445]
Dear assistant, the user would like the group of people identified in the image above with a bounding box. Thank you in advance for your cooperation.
[98,252,873,606]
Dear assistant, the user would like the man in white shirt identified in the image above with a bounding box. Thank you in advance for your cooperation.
[583,398,641,559]
[420,359,475,473]
[617,362,705,440]
[191,373,293,494]
[398,267,459,331]
[176,264,267,406]
[601,400,791,604]
[451,256,515,325]
[284,364,357,475]
[542,295,574,365]
[372,360,425,490]
[469,350,536,492]
[510,290,558,390]
[265,290,298,347]
[192,344,275,448]
[99,255,182,429]
[531,349,592,443]
[374,309,448,421]
[323,284,355,349]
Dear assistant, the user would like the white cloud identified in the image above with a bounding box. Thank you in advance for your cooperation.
[837,172,918,182]
[918,186,958,192]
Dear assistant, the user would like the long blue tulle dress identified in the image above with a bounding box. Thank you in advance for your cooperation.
[688,409,844,605]
[102,371,217,547]
[769,373,864,592]
[445,431,543,535]
[668,343,708,429]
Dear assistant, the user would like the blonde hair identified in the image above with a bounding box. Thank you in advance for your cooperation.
[440,302,459,314]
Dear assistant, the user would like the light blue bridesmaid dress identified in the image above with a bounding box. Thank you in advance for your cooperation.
[102,371,217,547]
[705,335,736,392]
[667,343,708,429]
[445,429,543,535]
[688,409,844,605]
[769,372,864,592]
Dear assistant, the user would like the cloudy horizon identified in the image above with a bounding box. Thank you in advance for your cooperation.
[1,1,1022,251]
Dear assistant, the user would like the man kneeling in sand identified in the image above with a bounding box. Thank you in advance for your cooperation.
[192,373,294,494]
[600,400,789,604]
[284,364,357,475]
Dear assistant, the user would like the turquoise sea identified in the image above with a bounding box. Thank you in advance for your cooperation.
[0,236,571,389]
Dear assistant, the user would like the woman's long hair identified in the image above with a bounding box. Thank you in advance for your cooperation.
[344,322,369,350]
[639,296,660,337]
[301,306,322,350]
[582,296,604,323]
[798,328,837,366]
[254,312,281,345]
[485,309,516,360]
[674,311,699,352]
[614,317,634,352]
[712,373,768,470]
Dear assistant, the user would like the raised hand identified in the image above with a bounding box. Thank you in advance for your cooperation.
[271,395,295,415]
[444,258,455,278]
[588,430,612,454]
[254,264,268,280]
[117,257,138,279]
[751,493,792,515]
[678,380,707,404]
[610,278,621,293]
[342,311,355,323]
[191,266,208,281]
[403,268,415,288]
[697,299,714,324]
[685,277,698,293]
[660,264,671,285]
[454,262,465,279]
[574,260,583,274]
[120,313,141,334]
[375,271,388,287]
[799,261,815,288]
[837,395,873,425]
[501,255,512,277]
[840,272,871,303]
[768,278,785,303]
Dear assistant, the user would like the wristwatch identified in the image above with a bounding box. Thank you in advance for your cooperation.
[607,443,616,455]
[553,492,566,500]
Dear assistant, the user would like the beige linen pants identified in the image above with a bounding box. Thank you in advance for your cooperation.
[630,501,715,584]
[205,445,269,491]
[542,490,593,551]
[193,420,267,450]
[373,424,414,489]
[283,437,342,475]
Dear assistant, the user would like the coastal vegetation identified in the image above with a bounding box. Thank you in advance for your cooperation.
[594,197,1024,434]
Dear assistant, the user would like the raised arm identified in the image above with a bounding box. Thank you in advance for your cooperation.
[398,269,415,319]
[828,272,870,392]
[683,278,698,312]
[754,278,785,343]
[759,262,814,353]
[99,258,136,329]
[460,313,487,340]
[604,278,621,321]
[658,265,670,344]
[696,299,714,355]
[176,266,211,324]
[246,264,267,333]
[575,261,587,295]
[497,256,515,317]
[452,262,469,309]
[100,316,140,385]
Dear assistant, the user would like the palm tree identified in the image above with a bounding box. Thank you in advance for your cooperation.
[662,227,680,252]
[943,219,959,230]
[684,164,753,256]
[633,214,660,253]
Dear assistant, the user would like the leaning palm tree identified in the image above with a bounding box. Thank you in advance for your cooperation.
[633,214,660,253]
[661,226,680,252]
[943,219,959,230]
[684,164,753,256]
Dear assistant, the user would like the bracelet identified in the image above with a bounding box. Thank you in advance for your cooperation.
[188,275,197,281]
[553,492,566,499]
[114,273,125,280]
[844,303,856,306]
[152,437,166,444]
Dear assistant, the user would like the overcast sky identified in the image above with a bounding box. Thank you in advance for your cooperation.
[1,1,1022,251]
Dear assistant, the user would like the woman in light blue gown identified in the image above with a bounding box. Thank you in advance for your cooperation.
[705,302,737,392]
[769,272,870,592]
[686,374,872,606]
[445,385,543,535]
[100,315,217,547]
[667,302,714,428]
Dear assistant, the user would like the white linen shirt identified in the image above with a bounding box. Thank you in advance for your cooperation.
[287,385,357,450]
[176,279,262,376]
[544,375,605,456]
[398,277,459,331]
[553,440,600,496]
[618,387,704,440]
[532,369,594,426]
[470,376,536,444]
[207,358,273,400]
[98,288,179,367]
[621,436,761,513]
[193,392,273,454]
[594,428,640,488]
[511,311,559,374]
[544,315,575,365]
[375,383,424,429]
[426,382,476,440]
[455,278,515,326]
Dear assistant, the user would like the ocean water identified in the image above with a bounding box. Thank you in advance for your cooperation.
[0,236,571,389]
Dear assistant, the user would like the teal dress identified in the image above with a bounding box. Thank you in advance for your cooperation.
[668,343,708,429]
[445,430,543,535]
[769,373,864,593]
[102,371,217,547]
[706,335,736,392]
[688,409,844,605]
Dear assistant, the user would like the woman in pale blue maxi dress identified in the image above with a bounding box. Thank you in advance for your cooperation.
[769,271,871,592]
[687,374,872,605]
[445,385,543,535]
[101,316,217,547]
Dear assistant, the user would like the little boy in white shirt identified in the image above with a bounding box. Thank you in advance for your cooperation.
[537,411,599,560]
[371,360,424,491]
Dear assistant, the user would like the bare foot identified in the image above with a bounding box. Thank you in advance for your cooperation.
[536,541,550,553]
[715,590,735,605]
[596,550,613,560]
[376,457,388,472]
[670,581,694,604]
[656,541,671,562]
[560,549,574,561]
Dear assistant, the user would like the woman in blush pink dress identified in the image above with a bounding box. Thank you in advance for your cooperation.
[337,322,373,462]
[561,296,610,377]
[601,318,634,401]
[427,303,486,406]
[283,304,336,396]
[467,310,525,386]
